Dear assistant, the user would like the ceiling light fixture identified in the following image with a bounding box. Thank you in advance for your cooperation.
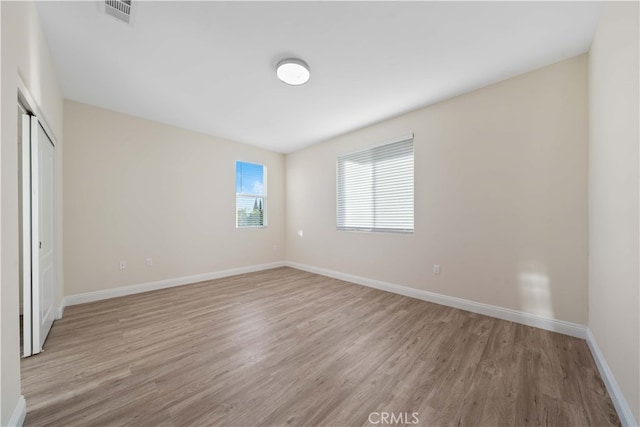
[276,58,310,86]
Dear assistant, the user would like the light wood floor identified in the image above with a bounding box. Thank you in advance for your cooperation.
[22,267,619,426]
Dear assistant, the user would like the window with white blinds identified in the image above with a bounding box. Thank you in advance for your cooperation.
[236,161,266,228]
[337,134,414,233]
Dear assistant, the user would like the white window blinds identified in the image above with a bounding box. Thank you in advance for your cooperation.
[337,134,414,233]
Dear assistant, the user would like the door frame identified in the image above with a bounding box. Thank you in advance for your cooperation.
[19,106,32,357]
[18,76,59,357]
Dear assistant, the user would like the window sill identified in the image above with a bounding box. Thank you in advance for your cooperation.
[336,227,413,234]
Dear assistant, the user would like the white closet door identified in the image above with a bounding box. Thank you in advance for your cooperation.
[26,116,56,354]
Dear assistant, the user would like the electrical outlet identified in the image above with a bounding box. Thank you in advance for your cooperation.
[145,257,153,267]
[119,260,127,270]
[433,264,440,275]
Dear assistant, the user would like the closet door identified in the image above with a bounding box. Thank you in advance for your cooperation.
[22,115,57,356]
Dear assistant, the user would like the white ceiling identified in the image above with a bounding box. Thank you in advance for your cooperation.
[36,1,601,153]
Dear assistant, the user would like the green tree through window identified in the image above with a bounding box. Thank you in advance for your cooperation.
[236,161,266,228]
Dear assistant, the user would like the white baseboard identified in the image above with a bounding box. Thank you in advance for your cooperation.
[56,301,65,320]
[8,395,26,427]
[285,261,587,339]
[586,329,637,427]
[63,262,285,308]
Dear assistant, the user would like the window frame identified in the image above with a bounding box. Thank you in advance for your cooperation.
[235,160,267,229]
[336,133,414,234]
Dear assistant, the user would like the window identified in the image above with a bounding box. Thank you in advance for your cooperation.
[337,134,414,233]
[236,161,266,228]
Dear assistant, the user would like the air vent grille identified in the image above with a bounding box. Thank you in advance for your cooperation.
[104,0,132,24]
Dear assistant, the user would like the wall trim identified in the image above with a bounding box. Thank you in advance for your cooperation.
[285,261,587,339]
[56,302,64,320]
[8,395,26,427]
[17,74,58,144]
[63,262,285,308]
[586,329,637,427]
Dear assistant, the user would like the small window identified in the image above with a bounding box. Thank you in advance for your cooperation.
[337,134,414,233]
[236,161,266,228]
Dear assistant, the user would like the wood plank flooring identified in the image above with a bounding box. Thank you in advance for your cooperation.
[22,267,620,426]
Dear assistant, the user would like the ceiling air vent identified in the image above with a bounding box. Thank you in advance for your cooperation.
[102,0,133,25]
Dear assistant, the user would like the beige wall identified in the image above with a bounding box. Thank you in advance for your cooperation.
[588,1,640,423]
[286,55,588,325]
[0,1,64,424]
[63,100,285,296]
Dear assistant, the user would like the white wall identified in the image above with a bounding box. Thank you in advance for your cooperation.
[588,1,640,423]
[0,1,64,424]
[63,100,285,296]
[286,55,589,325]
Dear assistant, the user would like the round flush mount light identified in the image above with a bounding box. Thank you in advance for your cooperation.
[276,58,310,86]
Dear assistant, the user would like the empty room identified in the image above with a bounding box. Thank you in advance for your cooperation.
[1,1,638,426]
